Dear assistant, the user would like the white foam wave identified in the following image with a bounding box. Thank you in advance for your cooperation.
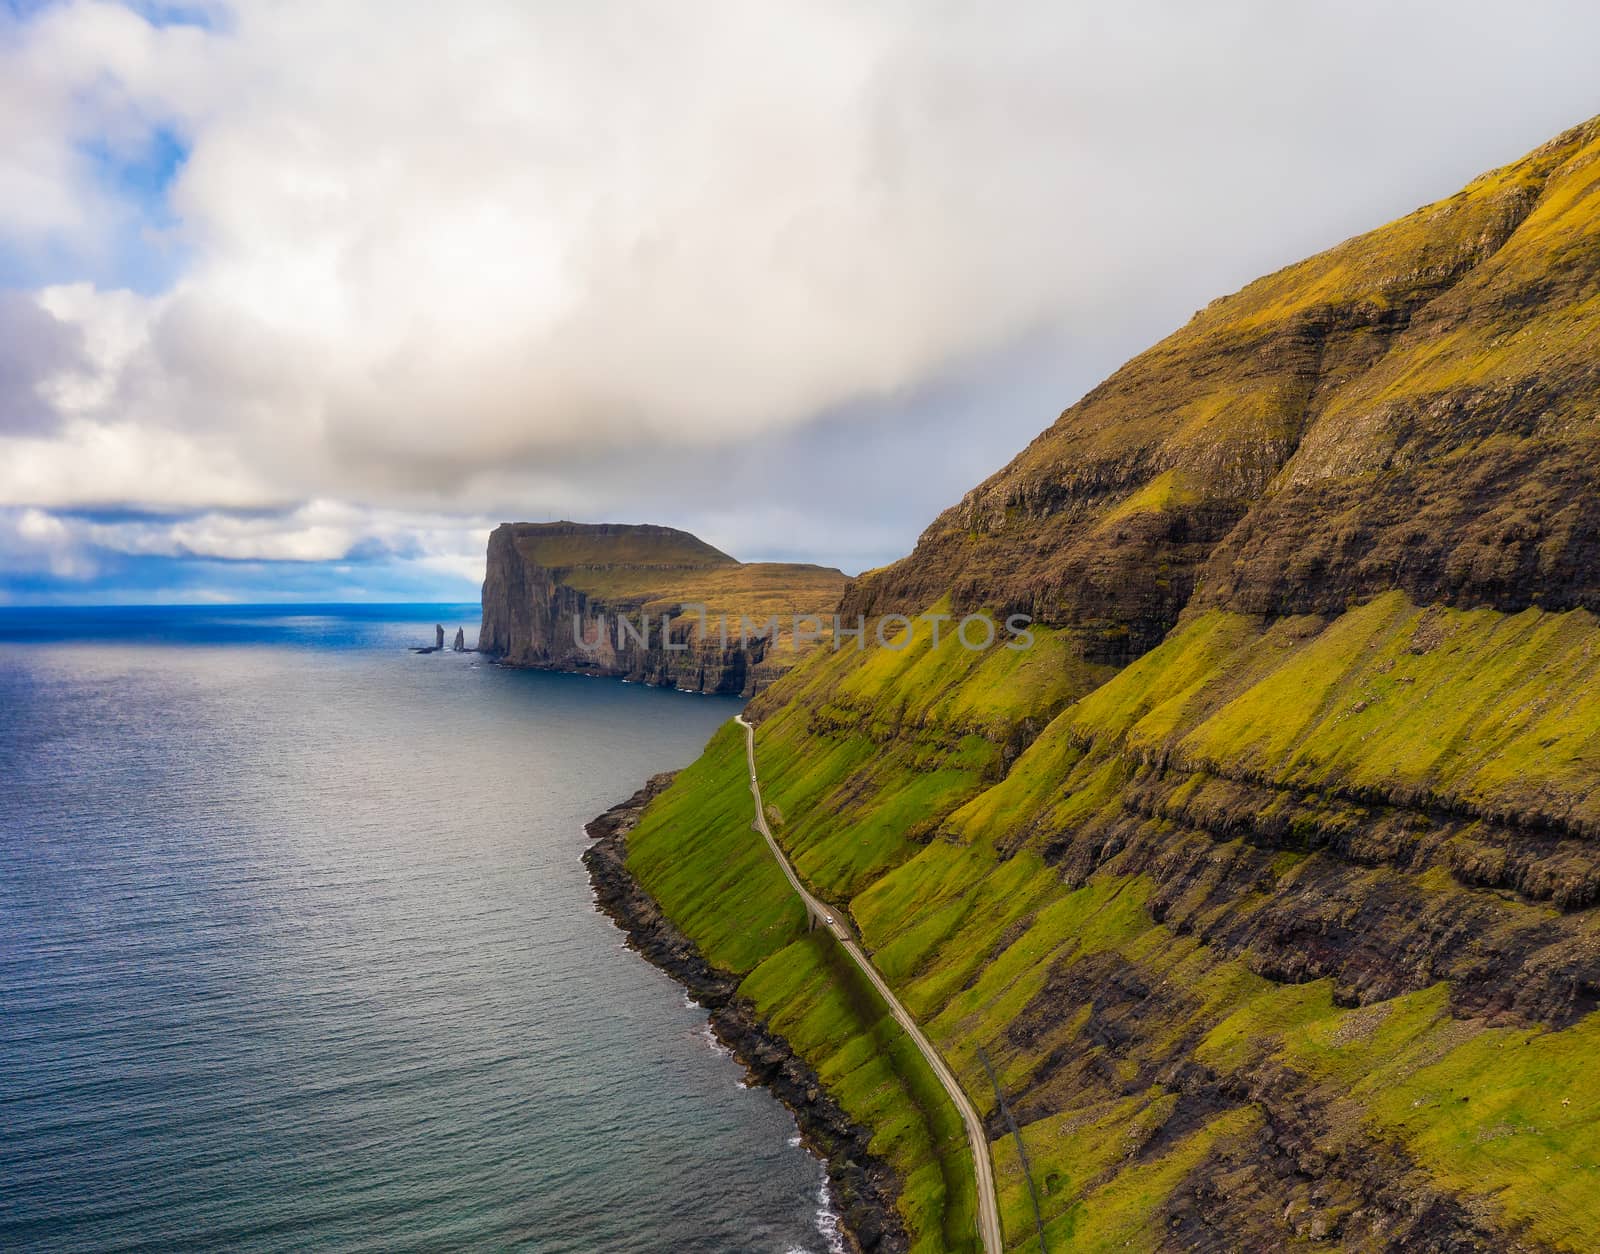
[813,1175,847,1254]
[696,1022,733,1059]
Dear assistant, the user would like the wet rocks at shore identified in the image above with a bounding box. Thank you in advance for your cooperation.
[583,777,907,1254]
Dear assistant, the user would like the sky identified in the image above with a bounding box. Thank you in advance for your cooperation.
[1,1,1597,604]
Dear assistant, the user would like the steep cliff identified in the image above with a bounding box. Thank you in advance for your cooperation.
[602,114,1600,1251]
[479,521,847,695]
[842,116,1600,662]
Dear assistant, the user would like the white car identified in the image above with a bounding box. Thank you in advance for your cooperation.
[824,915,834,926]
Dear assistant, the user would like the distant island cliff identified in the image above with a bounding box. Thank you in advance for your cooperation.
[477,521,847,696]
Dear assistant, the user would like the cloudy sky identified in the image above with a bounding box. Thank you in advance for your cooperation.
[1,0,1596,603]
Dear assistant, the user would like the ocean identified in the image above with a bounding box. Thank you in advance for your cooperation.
[0,605,840,1253]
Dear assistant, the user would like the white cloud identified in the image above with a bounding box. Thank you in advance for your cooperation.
[2,0,1599,590]
[411,552,492,587]
[5,506,99,579]
[0,497,493,604]
[14,1,1110,496]
[17,506,69,543]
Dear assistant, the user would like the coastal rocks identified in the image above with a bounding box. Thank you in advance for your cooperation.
[411,624,475,654]
[583,778,906,1254]
[411,624,471,654]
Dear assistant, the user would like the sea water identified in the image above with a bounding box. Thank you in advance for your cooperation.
[0,605,841,1253]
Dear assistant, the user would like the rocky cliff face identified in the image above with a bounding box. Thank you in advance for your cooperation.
[604,115,1600,1252]
[842,116,1600,660]
[478,521,846,696]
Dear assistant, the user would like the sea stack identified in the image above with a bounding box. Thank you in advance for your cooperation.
[435,624,444,649]
[453,627,465,652]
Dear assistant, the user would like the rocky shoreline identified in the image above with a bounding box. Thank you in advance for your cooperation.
[583,776,907,1254]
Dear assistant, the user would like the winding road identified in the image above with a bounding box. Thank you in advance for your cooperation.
[735,714,1003,1254]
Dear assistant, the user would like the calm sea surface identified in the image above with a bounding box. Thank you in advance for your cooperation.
[0,605,839,1253]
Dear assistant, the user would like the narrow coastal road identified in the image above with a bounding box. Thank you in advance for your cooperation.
[734,714,1004,1254]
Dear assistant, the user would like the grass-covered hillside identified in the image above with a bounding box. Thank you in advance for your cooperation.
[488,520,845,626]
[842,116,1600,658]
[617,115,1600,1250]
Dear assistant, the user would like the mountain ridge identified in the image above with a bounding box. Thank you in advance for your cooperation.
[598,114,1600,1251]
[842,114,1600,655]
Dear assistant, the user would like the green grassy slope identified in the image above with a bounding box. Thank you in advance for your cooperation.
[625,720,981,1252]
[504,521,847,624]
[612,115,1600,1250]
[672,597,1600,1248]
[509,521,736,570]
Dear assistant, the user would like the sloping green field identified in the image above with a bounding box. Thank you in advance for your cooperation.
[625,593,1600,1249]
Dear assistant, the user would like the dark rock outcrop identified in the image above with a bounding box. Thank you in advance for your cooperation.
[583,778,906,1253]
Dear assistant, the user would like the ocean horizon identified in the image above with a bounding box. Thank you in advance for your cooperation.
[0,603,843,1253]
